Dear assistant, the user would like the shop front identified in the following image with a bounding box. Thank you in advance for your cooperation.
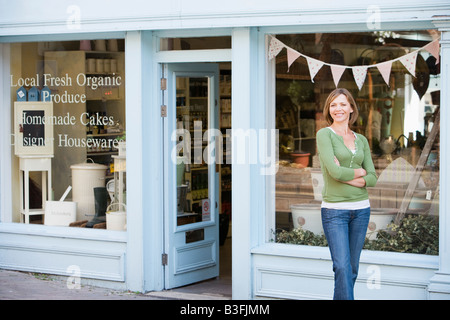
[1,1,450,299]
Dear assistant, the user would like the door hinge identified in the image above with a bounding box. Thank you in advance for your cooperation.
[161,105,167,117]
[160,78,167,91]
[162,253,168,265]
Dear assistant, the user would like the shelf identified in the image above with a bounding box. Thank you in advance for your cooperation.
[84,50,125,55]
[87,151,118,156]
[191,166,208,171]
[87,132,124,137]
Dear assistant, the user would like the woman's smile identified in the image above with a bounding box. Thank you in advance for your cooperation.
[329,94,353,123]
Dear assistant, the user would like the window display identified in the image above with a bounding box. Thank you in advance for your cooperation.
[272,31,440,255]
[9,40,126,230]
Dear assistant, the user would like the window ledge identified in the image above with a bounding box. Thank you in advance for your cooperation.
[0,222,127,243]
[251,243,439,270]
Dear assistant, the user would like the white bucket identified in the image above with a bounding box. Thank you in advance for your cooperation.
[106,203,126,231]
[291,204,323,234]
[366,208,397,240]
[71,160,107,221]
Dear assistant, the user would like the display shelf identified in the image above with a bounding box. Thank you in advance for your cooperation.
[84,51,125,169]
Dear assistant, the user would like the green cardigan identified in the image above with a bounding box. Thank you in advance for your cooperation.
[316,127,377,203]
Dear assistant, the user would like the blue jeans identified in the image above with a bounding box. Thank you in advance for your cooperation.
[321,207,370,300]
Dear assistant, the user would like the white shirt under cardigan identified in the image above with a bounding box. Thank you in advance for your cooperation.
[321,127,371,210]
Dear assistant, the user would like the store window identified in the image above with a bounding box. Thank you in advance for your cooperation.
[9,39,126,230]
[271,31,440,255]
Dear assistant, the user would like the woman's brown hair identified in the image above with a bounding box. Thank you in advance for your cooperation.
[322,88,359,126]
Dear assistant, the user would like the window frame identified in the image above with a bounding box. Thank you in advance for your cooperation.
[261,25,441,263]
[0,33,126,232]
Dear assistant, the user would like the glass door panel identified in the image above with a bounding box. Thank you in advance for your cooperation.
[176,77,210,227]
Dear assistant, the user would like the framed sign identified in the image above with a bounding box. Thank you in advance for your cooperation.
[14,102,54,156]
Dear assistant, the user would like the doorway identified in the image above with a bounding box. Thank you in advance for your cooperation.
[162,62,232,294]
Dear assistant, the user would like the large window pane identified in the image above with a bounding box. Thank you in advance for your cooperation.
[9,39,126,231]
[273,31,440,255]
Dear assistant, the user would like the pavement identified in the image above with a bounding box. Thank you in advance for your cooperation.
[0,268,231,300]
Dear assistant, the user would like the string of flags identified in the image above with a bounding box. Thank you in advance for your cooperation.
[268,35,440,90]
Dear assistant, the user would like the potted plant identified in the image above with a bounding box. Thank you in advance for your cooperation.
[287,81,310,167]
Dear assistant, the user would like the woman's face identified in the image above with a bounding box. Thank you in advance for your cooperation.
[329,94,353,124]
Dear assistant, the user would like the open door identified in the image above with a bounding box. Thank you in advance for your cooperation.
[163,63,220,289]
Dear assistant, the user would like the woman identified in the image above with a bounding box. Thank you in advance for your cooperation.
[316,88,377,300]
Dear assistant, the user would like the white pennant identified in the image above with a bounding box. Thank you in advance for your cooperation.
[376,61,393,86]
[306,57,324,82]
[424,39,440,64]
[352,66,368,90]
[287,47,301,71]
[330,65,346,87]
[399,51,418,77]
[268,37,285,60]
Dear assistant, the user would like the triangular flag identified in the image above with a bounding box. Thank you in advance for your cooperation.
[268,36,285,60]
[399,51,418,77]
[424,39,440,64]
[352,66,368,90]
[306,56,324,82]
[287,47,301,71]
[377,61,393,86]
[330,65,346,87]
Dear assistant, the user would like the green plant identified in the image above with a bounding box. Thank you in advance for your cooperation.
[364,214,439,255]
[275,227,328,247]
[274,214,438,255]
[118,132,126,141]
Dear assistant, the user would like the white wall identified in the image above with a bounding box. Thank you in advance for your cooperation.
[1,0,448,37]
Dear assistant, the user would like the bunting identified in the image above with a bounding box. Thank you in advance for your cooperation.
[352,66,368,90]
[268,36,285,60]
[287,47,301,71]
[424,40,440,64]
[376,61,392,86]
[268,35,440,90]
[306,57,325,82]
[399,52,418,77]
[330,65,346,88]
